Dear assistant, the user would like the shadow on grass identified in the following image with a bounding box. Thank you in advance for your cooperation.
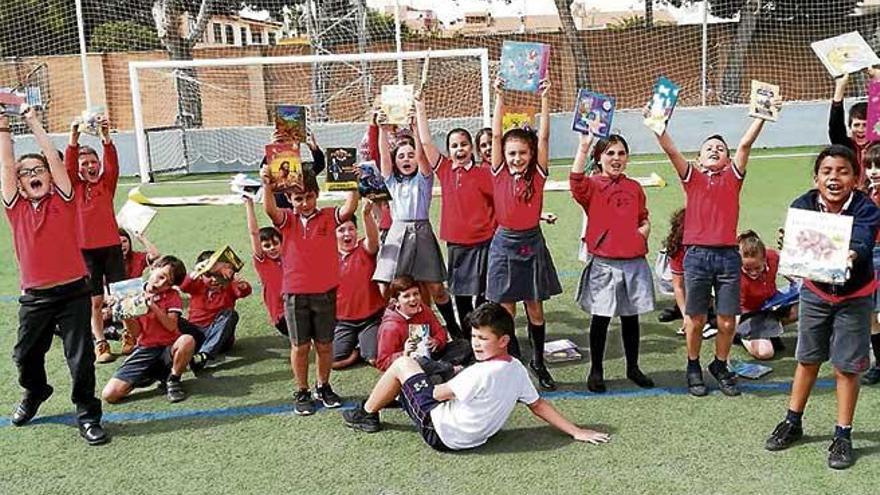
[458,423,617,455]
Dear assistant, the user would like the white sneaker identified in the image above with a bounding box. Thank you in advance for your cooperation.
[702,324,718,340]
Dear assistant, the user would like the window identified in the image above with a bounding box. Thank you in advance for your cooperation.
[268,32,276,45]
[240,27,248,45]
[212,23,221,43]
[225,25,234,45]
[252,30,263,45]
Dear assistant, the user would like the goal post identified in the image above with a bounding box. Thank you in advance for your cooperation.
[129,48,491,183]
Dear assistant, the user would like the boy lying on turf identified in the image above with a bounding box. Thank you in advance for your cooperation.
[343,302,610,451]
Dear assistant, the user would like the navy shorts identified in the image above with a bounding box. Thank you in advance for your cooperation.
[399,373,450,452]
[796,286,872,374]
[113,345,172,387]
[683,246,741,316]
[82,245,126,297]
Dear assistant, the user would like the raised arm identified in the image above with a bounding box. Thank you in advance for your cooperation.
[654,130,689,179]
[413,119,432,177]
[527,398,611,445]
[491,78,505,170]
[338,190,359,223]
[414,94,441,168]
[306,133,325,175]
[734,116,768,173]
[537,79,551,173]
[570,132,594,174]
[135,232,161,263]
[378,124,394,179]
[260,166,284,225]
[244,196,264,258]
[829,74,849,146]
[0,114,16,204]
[362,198,379,255]
[25,108,70,195]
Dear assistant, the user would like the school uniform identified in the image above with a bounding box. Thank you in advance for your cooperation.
[65,143,125,296]
[791,190,880,374]
[275,207,343,346]
[373,172,446,283]
[4,187,102,426]
[570,172,655,317]
[737,249,789,340]
[334,241,385,362]
[434,156,495,297]
[486,165,561,303]
[112,288,184,386]
[253,253,286,335]
[179,275,252,358]
[125,251,150,279]
[680,161,744,316]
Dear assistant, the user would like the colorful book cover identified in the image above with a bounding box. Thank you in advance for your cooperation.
[107,278,148,320]
[749,80,780,122]
[325,147,359,191]
[643,76,680,136]
[543,339,583,364]
[731,360,773,379]
[76,107,106,136]
[193,245,244,282]
[572,89,616,138]
[811,31,880,78]
[499,40,551,93]
[779,208,853,284]
[408,324,431,359]
[25,86,42,109]
[264,143,303,192]
[274,105,308,144]
[116,200,157,235]
[868,80,880,141]
[357,160,391,201]
[380,85,414,126]
[502,105,536,134]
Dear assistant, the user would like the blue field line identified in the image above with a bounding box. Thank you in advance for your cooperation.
[0,379,836,428]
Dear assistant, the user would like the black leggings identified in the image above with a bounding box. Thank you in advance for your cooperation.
[589,314,641,373]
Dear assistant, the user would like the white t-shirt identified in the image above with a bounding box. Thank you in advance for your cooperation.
[430,358,540,450]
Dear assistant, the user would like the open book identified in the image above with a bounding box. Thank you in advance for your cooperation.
[193,245,244,283]
[107,278,149,320]
[116,200,157,235]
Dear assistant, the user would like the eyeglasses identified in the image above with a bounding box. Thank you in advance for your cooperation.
[16,165,48,178]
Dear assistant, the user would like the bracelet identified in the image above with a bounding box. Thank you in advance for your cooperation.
[0,127,10,133]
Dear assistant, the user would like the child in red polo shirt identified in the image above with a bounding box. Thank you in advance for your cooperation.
[65,115,126,365]
[179,251,252,369]
[102,256,195,404]
[570,132,655,393]
[263,166,359,416]
[333,200,387,369]
[415,96,496,335]
[653,101,777,397]
[486,77,562,391]
[735,231,797,360]
[244,196,286,336]
[1,108,107,445]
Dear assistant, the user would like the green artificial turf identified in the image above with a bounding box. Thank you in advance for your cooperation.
[1,145,879,494]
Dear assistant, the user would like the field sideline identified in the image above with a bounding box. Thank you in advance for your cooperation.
[1,145,879,495]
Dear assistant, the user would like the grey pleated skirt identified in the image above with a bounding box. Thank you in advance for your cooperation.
[576,256,655,317]
[373,219,447,283]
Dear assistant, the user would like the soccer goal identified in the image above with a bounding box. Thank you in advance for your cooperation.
[128,48,490,182]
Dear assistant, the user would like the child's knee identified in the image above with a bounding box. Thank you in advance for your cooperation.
[177,334,196,352]
[524,301,543,321]
[751,343,774,360]
[102,380,129,403]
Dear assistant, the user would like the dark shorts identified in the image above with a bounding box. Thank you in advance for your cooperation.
[737,311,784,340]
[333,312,381,361]
[82,245,126,297]
[796,286,872,374]
[399,373,450,452]
[447,240,491,297]
[113,345,173,387]
[274,316,289,337]
[284,289,337,346]
[683,246,741,316]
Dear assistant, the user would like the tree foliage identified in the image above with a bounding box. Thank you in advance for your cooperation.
[89,20,161,52]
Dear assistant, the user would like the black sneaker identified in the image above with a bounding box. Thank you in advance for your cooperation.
[529,361,557,391]
[861,366,880,385]
[190,352,208,372]
[293,389,316,416]
[686,369,708,397]
[314,383,342,409]
[708,360,741,397]
[626,367,655,389]
[78,422,110,446]
[11,385,54,427]
[342,403,381,433]
[828,436,855,470]
[586,370,606,393]
[166,379,187,403]
[765,420,803,451]
[658,305,682,323]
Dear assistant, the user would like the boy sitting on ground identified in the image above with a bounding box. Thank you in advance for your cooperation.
[102,256,195,403]
[343,302,610,451]
[180,251,252,369]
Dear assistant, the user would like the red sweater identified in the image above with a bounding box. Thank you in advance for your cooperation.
[375,306,447,371]
[180,275,252,327]
[65,143,121,249]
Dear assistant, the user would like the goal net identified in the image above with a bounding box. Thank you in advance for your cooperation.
[129,49,489,180]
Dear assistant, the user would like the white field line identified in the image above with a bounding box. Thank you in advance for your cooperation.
[116,151,817,188]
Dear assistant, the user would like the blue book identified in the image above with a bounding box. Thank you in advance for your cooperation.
[760,283,800,312]
[499,40,550,93]
[731,360,773,379]
[572,89,616,138]
[643,76,680,135]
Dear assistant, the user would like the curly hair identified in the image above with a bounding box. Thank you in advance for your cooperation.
[663,208,686,255]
